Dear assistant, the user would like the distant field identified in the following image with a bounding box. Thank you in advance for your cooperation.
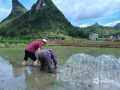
[1,39,120,48]
[0,39,34,44]
[0,46,120,66]
[1,39,120,44]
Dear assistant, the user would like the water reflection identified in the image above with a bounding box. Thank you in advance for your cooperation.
[53,54,120,90]
[1,54,120,90]
[0,56,56,90]
[0,57,26,90]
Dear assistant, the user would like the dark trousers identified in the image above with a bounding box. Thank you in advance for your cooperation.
[38,51,52,69]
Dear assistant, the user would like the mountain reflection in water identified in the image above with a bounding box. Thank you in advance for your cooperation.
[52,54,120,90]
[0,57,26,90]
[1,54,120,90]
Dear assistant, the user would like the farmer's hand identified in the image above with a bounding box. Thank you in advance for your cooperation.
[54,64,57,68]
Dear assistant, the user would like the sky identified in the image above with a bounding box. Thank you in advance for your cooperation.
[0,0,120,27]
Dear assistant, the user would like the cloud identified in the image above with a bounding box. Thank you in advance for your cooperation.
[0,0,12,22]
[0,0,120,26]
[52,0,120,22]
[0,0,38,22]
[0,8,11,22]
[79,21,120,27]
[79,24,89,27]
[105,20,120,27]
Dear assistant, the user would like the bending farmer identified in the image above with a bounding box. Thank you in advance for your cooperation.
[38,49,57,73]
[23,39,47,66]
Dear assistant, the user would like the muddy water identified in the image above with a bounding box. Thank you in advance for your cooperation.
[0,57,26,90]
[52,54,120,90]
[1,54,120,90]
[0,56,56,90]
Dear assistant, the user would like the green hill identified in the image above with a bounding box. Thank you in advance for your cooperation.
[91,23,103,28]
[0,0,120,40]
[114,23,120,30]
[0,0,27,27]
[0,0,74,39]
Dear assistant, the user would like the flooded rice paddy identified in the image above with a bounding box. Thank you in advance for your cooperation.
[0,53,120,90]
[53,54,120,90]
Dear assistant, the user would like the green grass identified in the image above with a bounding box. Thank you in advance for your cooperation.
[0,39,34,44]
[0,46,120,66]
[0,46,120,90]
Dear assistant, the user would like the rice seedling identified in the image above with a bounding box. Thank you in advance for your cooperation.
[1,46,120,90]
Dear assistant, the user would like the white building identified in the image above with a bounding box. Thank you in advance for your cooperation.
[89,32,98,40]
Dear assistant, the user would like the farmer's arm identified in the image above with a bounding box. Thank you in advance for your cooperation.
[52,54,57,68]
[37,43,42,54]
[37,48,41,54]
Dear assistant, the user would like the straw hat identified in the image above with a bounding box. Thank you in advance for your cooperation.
[42,39,47,44]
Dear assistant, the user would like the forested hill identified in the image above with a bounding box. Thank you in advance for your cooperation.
[0,0,120,39]
[0,0,74,39]
[114,23,120,30]
[0,0,27,23]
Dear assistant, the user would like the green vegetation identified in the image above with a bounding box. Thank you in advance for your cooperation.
[0,39,34,44]
[71,25,120,38]
[1,0,120,89]
[0,0,120,40]
[0,0,73,39]
[0,46,120,65]
[0,45,120,90]
[1,0,27,23]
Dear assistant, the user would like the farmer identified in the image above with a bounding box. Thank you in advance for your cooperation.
[38,49,57,73]
[22,39,47,66]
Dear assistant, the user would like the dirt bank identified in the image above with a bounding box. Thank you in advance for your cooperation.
[47,42,120,48]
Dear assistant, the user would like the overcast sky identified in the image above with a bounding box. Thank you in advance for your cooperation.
[0,0,120,27]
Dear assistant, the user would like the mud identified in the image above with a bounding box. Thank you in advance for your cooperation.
[1,54,120,90]
[0,56,56,90]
